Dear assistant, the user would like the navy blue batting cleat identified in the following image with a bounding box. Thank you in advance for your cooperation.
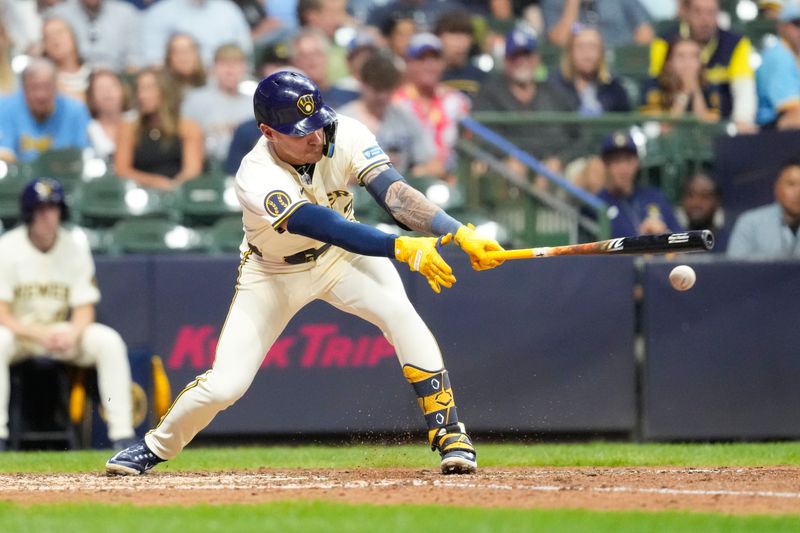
[433,423,477,475]
[106,439,165,475]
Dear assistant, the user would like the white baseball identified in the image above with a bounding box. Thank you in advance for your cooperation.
[669,265,696,291]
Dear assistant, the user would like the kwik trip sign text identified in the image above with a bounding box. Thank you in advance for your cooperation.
[167,323,397,370]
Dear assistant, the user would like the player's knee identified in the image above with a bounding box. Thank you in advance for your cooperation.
[206,377,249,407]
[375,295,418,327]
[82,323,127,356]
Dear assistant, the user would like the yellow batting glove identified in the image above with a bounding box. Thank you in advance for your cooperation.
[394,234,456,293]
[454,224,505,271]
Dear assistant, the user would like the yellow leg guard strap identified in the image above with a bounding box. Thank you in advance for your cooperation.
[403,364,459,447]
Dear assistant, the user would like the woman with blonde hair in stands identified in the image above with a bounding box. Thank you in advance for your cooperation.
[42,17,90,102]
[86,69,132,162]
[164,33,206,95]
[0,19,15,95]
[114,68,204,190]
[552,24,630,116]
[641,37,720,122]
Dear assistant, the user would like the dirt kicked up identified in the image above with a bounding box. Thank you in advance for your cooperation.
[1,467,799,515]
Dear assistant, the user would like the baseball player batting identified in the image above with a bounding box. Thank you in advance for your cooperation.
[107,71,504,476]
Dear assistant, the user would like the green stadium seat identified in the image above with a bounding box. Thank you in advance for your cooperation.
[173,175,240,227]
[74,177,175,228]
[28,148,84,192]
[733,19,778,47]
[205,215,244,254]
[537,42,563,73]
[0,176,28,229]
[109,218,204,254]
[609,44,652,83]
[68,225,112,254]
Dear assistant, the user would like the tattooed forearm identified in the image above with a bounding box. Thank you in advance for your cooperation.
[383,180,441,235]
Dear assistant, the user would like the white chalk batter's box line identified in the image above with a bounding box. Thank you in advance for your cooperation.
[1,474,799,500]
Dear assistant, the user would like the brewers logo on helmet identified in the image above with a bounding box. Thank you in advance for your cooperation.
[296,94,315,116]
[20,177,69,223]
[253,71,338,157]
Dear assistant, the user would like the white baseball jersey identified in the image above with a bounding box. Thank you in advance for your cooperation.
[0,226,100,326]
[235,114,391,271]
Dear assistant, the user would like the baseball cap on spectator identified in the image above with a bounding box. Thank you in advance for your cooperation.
[406,33,443,59]
[257,39,291,66]
[347,32,378,58]
[505,28,538,57]
[780,0,800,22]
[601,131,639,158]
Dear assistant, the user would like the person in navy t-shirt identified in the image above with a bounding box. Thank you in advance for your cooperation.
[596,131,683,237]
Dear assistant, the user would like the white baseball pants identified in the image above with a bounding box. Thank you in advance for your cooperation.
[146,248,444,460]
[0,323,134,441]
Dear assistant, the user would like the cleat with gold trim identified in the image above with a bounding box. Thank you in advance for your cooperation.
[433,422,477,475]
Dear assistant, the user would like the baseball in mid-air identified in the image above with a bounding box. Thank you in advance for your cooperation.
[669,265,696,291]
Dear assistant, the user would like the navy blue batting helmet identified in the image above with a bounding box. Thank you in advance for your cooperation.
[253,70,336,137]
[20,177,69,224]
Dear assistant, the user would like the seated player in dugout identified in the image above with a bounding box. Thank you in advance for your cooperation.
[0,178,135,452]
[107,71,505,476]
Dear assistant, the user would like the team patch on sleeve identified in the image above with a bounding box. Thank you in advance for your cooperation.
[362,145,385,159]
[264,190,291,217]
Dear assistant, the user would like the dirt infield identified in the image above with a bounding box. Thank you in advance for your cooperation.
[2,467,799,514]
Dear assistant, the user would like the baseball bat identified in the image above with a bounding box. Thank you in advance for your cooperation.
[486,230,714,261]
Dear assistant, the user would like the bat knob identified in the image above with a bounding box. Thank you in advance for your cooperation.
[701,230,715,251]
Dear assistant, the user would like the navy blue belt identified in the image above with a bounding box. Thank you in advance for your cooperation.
[248,242,332,264]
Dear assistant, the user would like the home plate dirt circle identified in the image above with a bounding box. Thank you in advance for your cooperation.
[1,467,799,514]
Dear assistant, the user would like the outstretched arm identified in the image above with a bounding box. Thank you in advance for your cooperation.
[285,203,455,292]
[361,164,505,270]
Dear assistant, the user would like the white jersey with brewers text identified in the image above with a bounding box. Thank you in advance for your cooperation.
[0,226,100,327]
[235,114,391,271]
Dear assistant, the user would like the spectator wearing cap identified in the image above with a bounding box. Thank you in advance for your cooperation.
[650,0,756,129]
[290,27,359,108]
[550,24,631,116]
[139,0,253,68]
[434,9,486,98]
[473,29,578,170]
[596,131,682,238]
[256,39,292,77]
[333,31,381,93]
[44,0,142,72]
[542,0,654,48]
[339,52,444,179]
[392,32,471,178]
[181,44,253,163]
[756,1,800,129]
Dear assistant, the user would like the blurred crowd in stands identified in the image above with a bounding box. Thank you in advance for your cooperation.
[1,0,800,258]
